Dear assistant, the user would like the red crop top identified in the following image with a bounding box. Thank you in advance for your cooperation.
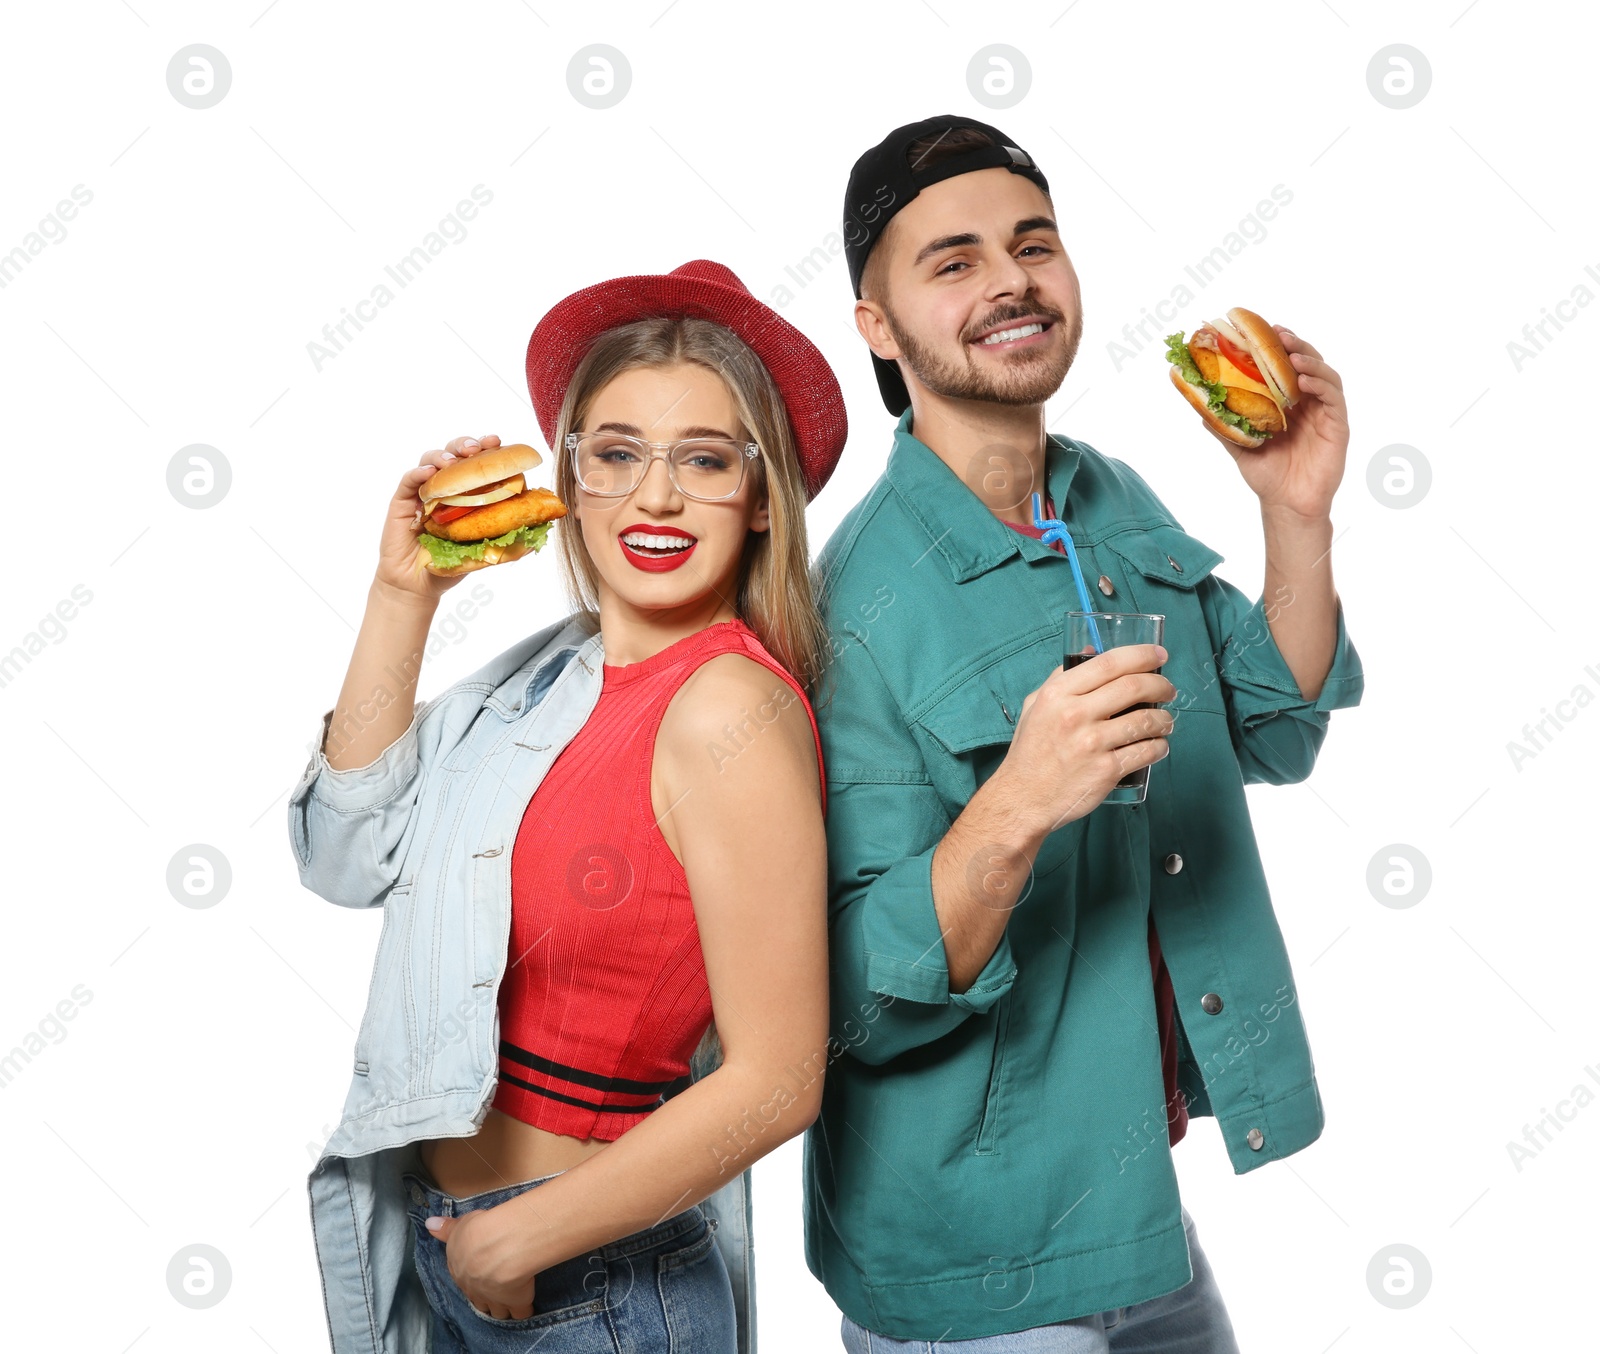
[492,618,824,1141]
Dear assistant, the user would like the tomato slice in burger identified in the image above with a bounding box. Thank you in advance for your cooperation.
[431,503,478,525]
[1215,332,1265,385]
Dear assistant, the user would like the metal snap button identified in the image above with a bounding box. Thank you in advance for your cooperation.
[409,1182,426,1205]
[1246,1128,1265,1151]
[1097,574,1114,597]
[1163,853,1183,874]
[1200,992,1223,1015]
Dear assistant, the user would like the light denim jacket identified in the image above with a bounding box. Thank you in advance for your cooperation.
[287,611,757,1354]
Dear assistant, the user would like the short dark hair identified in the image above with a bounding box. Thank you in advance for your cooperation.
[859,126,1000,301]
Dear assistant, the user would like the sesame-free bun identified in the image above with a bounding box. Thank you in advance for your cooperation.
[420,442,546,506]
[1224,307,1299,412]
[1167,364,1266,449]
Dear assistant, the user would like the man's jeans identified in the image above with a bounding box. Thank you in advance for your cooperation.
[839,1206,1240,1353]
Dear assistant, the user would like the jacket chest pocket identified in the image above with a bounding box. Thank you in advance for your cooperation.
[1099,523,1227,717]
[912,633,1087,886]
[439,707,512,774]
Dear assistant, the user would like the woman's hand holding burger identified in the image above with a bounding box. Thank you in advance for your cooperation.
[328,434,507,769]
[325,434,501,771]
[373,434,502,609]
[334,431,565,769]
[379,431,567,605]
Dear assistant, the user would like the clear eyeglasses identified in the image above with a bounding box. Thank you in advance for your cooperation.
[565,431,761,502]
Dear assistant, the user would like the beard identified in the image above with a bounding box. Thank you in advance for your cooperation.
[882,298,1084,406]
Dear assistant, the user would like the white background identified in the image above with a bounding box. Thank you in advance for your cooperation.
[1,1,1595,1350]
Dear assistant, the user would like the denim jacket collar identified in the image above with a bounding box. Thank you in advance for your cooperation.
[485,622,603,720]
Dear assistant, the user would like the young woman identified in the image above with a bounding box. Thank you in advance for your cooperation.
[294,260,844,1353]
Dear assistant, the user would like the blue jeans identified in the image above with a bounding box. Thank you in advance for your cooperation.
[840,1206,1240,1353]
[402,1167,737,1353]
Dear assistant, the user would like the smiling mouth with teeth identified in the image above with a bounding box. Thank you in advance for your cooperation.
[977,321,1050,346]
[620,531,696,556]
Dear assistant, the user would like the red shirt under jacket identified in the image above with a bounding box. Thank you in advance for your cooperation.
[492,618,824,1141]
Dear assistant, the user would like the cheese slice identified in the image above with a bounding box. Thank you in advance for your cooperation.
[1213,351,1280,407]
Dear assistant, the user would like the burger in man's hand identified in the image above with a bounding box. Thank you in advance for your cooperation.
[417,443,568,576]
[1164,307,1299,448]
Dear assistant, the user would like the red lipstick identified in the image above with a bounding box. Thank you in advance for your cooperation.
[617,523,698,573]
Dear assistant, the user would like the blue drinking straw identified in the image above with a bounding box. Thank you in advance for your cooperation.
[1033,492,1105,654]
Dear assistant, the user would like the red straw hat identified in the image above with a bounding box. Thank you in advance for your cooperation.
[526,259,846,502]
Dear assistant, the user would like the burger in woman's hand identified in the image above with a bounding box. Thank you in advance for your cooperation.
[416,440,567,577]
[375,435,568,605]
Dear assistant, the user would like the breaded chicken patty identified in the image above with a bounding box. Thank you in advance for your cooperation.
[1221,387,1286,432]
[424,487,568,541]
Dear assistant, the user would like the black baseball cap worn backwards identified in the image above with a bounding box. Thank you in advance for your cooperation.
[843,114,1052,415]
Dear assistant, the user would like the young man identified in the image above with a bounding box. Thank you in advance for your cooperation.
[802,115,1364,1351]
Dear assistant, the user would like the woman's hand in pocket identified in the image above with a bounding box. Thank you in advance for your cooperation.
[424,1202,537,1320]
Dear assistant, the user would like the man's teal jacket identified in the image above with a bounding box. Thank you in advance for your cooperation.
[801,410,1364,1341]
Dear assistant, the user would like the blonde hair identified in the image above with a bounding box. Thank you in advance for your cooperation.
[549,316,827,692]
